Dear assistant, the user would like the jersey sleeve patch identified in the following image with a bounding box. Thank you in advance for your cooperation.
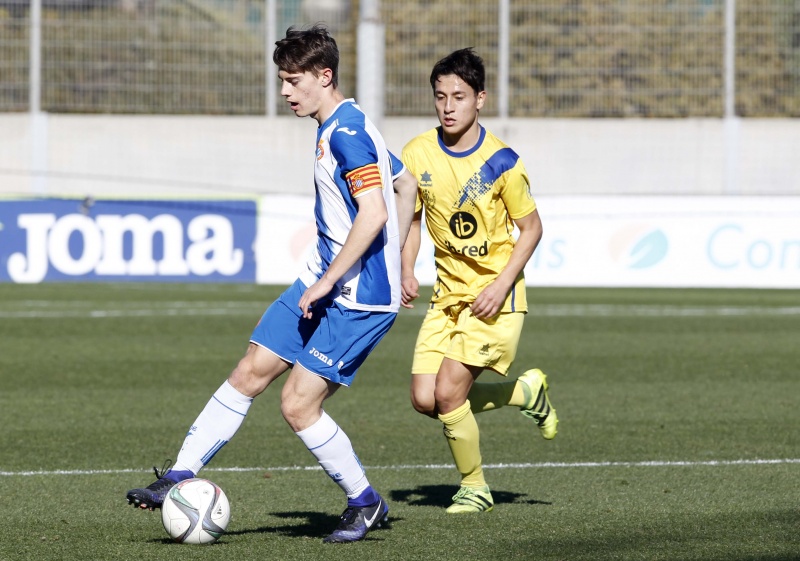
[346,163,383,197]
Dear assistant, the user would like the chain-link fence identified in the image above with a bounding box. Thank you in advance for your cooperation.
[1,0,798,116]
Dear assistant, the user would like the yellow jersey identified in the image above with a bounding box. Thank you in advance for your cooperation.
[402,126,536,312]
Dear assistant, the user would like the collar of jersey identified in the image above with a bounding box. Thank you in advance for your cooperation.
[436,125,486,158]
[319,98,355,132]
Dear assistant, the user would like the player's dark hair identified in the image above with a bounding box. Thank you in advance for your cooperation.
[273,24,340,87]
[429,47,485,94]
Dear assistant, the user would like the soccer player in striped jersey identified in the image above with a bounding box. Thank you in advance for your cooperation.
[400,48,558,514]
[126,24,416,543]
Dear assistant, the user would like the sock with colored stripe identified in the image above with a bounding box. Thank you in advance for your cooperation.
[438,400,486,488]
[295,410,371,502]
[173,380,253,475]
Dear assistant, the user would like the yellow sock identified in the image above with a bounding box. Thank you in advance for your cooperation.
[438,400,485,488]
[468,379,527,412]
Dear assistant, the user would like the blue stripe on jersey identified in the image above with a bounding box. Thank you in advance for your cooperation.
[357,233,392,305]
[456,147,519,209]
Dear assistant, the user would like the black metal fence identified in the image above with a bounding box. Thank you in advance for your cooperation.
[1,0,797,116]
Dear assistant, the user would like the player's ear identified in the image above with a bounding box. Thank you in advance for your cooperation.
[476,90,486,110]
[320,68,334,88]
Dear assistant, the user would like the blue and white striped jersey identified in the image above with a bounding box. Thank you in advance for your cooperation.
[298,99,403,313]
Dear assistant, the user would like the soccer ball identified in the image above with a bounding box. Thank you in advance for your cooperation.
[161,478,231,544]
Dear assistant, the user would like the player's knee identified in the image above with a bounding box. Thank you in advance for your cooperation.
[433,384,466,415]
[279,397,299,428]
[279,390,315,431]
[410,389,437,418]
[228,356,268,397]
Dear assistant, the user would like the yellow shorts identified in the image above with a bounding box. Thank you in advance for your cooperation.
[411,303,525,376]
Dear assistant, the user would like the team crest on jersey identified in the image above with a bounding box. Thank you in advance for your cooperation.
[316,140,325,161]
[421,189,436,208]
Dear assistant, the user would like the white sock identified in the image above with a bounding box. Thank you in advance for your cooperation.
[173,380,253,474]
[295,411,369,499]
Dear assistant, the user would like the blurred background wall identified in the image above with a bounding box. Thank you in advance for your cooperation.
[1,0,798,199]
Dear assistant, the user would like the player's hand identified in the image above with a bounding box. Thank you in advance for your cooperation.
[471,282,506,319]
[401,275,420,309]
[298,277,334,319]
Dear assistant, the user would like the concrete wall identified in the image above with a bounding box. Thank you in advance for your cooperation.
[2,113,799,198]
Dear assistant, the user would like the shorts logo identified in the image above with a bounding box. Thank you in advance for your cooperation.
[309,347,334,366]
[478,344,490,356]
[449,212,477,239]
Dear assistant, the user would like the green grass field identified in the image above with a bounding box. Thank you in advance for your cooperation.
[1,283,798,561]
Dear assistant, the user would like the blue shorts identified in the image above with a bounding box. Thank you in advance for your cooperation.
[250,278,396,386]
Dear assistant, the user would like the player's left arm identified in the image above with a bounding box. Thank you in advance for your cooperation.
[471,209,542,319]
[393,167,418,251]
[471,160,541,319]
[388,150,418,251]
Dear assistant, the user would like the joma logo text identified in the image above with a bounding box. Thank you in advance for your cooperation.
[309,347,334,366]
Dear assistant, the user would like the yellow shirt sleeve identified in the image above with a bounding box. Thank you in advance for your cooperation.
[499,160,537,220]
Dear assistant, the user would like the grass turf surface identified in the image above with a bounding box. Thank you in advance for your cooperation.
[1,283,798,561]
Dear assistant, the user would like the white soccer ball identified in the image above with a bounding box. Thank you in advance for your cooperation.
[161,478,231,544]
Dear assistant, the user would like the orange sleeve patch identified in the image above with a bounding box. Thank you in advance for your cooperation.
[346,164,383,197]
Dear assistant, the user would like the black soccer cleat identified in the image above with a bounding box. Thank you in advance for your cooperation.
[126,461,177,511]
[322,496,390,543]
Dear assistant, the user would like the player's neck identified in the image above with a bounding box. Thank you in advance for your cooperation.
[314,89,346,125]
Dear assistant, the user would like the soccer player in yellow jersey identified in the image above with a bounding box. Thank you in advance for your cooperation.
[400,48,558,514]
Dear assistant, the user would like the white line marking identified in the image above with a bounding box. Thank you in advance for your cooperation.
[0,300,268,319]
[0,308,258,319]
[2,458,799,477]
[532,304,800,317]
[2,303,799,319]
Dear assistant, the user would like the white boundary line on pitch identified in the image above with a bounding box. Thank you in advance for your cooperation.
[3,304,800,319]
[2,458,800,477]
